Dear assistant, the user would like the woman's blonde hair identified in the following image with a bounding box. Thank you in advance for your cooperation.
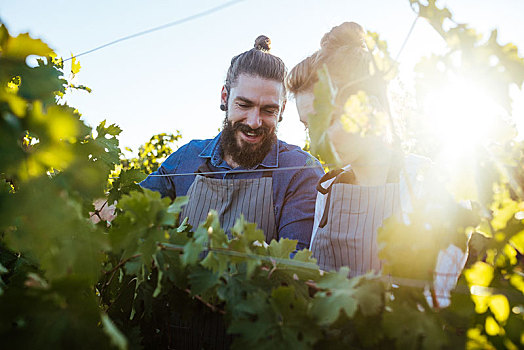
[287,22,386,107]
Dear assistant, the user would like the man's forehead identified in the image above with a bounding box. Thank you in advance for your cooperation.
[231,74,285,101]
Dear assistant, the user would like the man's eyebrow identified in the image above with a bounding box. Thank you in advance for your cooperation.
[262,103,281,109]
[234,96,254,104]
[235,96,280,109]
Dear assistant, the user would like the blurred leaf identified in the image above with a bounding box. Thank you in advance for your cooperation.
[181,240,203,266]
[465,261,494,287]
[268,286,321,349]
[2,32,53,58]
[70,56,81,75]
[383,295,447,350]
[110,189,173,265]
[308,65,341,167]
[488,294,510,323]
[101,313,128,350]
[189,266,220,295]
[310,268,382,325]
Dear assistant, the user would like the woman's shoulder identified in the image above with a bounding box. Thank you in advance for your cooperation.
[403,153,432,171]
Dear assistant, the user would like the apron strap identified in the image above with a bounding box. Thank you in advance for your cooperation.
[318,168,358,228]
[318,168,345,228]
[262,170,273,178]
[316,168,344,194]
[318,189,332,228]
[317,152,402,228]
[196,161,215,177]
[197,161,274,179]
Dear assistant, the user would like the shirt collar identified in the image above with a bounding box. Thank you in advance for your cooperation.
[199,132,279,169]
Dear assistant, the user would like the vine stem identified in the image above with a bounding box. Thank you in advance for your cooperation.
[105,254,142,275]
[305,280,322,292]
[184,288,226,315]
[104,254,141,287]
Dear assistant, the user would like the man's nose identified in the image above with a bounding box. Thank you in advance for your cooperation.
[245,109,262,129]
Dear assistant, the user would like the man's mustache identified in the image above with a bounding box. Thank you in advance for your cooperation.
[233,123,270,136]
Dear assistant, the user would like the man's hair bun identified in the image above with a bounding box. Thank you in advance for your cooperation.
[320,22,365,52]
[254,35,271,52]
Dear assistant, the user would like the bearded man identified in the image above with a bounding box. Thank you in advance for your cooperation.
[140,35,323,250]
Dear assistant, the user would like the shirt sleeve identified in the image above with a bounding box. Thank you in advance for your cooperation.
[277,163,324,251]
[139,165,176,200]
[139,147,185,200]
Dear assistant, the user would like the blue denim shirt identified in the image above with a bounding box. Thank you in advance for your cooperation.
[140,133,324,250]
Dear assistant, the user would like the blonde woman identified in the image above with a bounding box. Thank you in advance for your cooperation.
[287,22,466,307]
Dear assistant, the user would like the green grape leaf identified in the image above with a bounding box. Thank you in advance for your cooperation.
[101,313,128,350]
[310,267,364,325]
[352,277,384,317]
[124,259,142,275]
[0,262,7,275]
[167,196,189,214]
[110,190,173,264]
[281,249,321,282]
[107,168,147,204]
[377,204,467,280]
[383,296,447,350]
[18,60,66,101]
[2,178,109,283]
[268,238,297,259]
[92,120,122,168]
[182,240,203,266]
[190,211,228,272]
[308,65,342,167]
[292,249,317,264]
[269,286,322,348]
[228,290,277,348]
[96,120,123,137]
[189,265,220,295]
[152,269,163,298]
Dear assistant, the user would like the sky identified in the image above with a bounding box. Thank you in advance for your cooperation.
[1,0,523,154]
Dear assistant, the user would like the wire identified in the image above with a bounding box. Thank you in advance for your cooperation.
[393,15,420,62]
[107,164,333,179]
[63,0,247,62]
[144,164,329,177]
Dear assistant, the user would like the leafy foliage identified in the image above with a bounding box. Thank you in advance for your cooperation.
[2,1,524,349]
[121,132,182,174]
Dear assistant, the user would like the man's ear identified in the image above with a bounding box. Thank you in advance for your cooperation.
[220,85,228,110]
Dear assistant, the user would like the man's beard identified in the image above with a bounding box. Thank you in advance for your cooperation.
[220,118,277,168]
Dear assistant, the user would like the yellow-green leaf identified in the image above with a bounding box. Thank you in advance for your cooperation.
[465,261,494,287]
[3,32,53,58]
[488,294,510,323]
[71,56,81,75]
[485,316,501,336]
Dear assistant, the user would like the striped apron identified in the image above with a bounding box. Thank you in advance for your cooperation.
[311,169,401,277]
[169,163,277,349]
[179,166,277,242]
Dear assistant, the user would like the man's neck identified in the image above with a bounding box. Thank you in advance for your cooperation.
[223,153,240,169]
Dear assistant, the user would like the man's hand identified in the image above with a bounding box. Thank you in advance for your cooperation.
[90,198,116,224]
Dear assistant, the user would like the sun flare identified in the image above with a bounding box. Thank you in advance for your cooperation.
[422,77,507,160]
